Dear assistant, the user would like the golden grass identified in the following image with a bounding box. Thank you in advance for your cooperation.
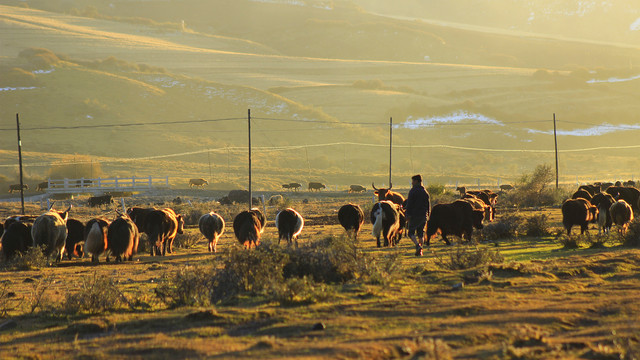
[1,198,640,358]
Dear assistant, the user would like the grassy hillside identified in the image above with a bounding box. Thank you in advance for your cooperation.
[1,3,640,188]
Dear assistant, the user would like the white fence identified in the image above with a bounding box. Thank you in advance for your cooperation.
[45,176,169,194]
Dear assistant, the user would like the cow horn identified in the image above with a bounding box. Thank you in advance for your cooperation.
[115,209,123,217]
[372,182,378,191]
[48,201,55,211]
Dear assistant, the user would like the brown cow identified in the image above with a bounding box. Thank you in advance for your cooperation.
[126,207,156,234]
[571,190,593,202]
[561,198,598,235]
[36,182,48,191]
[144,208,184,256]
[199,212,225,253]
[610,200,634,235]
[8,184,28,193]
[275,208,304,246]
[233,210,262,249]
[308,182,326,192]
[372,183,405,205]
[107,215,139,262]
[64,219,85,260]
[338,204,364,240]
[189,178,209,188]
[605,186,640,213]
[31,206,71,262]
[426,200,484,245]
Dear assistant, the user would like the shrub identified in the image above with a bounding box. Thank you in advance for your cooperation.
[209,236,399,304]
[558,234,583,249]
[155,265,212,308]
[211,240,290,302]
[623,218,640,247]
[270,276,334,306]
[63,273,126,314]
[174,232,201,249]
[48,154,103,179]
[523,214,551,237]
[18,48,60,67]
[426,183,446,196]
[433,245,504,270]
[480,213,523,241]
[503,164,566,207]
[10,246,48,271]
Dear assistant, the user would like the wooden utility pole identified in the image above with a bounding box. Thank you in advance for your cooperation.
[553,113,559,189]
[207,149,212,181]
[16,114,25,215]
[248,109,252,209]
[389,117,393,187]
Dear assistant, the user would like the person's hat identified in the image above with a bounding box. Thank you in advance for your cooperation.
[411,174,422,182]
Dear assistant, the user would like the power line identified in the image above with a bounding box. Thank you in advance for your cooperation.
[0,117,245,131]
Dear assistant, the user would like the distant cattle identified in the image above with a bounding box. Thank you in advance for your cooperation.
[283,183,301,191]
[600,182,614,192]
[371,201,402,247]
[64,219,85,260]
[1,219,33,261]
[372,183,405,206]
[31,206,71,262]
[199,212,225,253]
[338,204,365,240]
[72,179,92,188]
[610,200,634,235]
[126,207,156,234]
[591,192,615,234]
[308,182,326,192]
[8,184,28,193]
[144,208,184,256]
[36,182,48,191]
[571,190,593,202]
[107,215,139,262]
[624,180,636,188]
[223,190,261,205]
[605,186,640,213]
[233,210,262,249]
[189,178,209,188]
[561,198,598,235]
[426,200,484,246]
[88,194,113,208]
[84,218,109,263]
[275,208,304,246]
[499,184,514,191]
[349,185,366,193]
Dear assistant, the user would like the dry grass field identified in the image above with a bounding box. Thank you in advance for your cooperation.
[1,189,640,360]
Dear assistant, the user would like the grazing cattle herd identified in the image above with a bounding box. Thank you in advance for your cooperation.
[1,180,639,264]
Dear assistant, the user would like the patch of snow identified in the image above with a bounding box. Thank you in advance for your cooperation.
[0,86,38,92]
[397,111,503,129]
[86,115,93,119]
[423,56,431,62]
[32,69,55,74]
[631,17,640,31]
[587,74,640,83]
[527,12,535,23]
[249,0,332,10]
[527,123,640,136]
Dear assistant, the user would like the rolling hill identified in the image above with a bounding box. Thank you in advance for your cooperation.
[1,1,640,189]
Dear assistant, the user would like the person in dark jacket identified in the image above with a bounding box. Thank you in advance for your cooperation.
[405,174,430,256]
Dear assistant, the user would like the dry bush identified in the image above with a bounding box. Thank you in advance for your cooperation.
[480,213,523,241]
[155,265,213,308]
[433,245,504,270]
[1,67,38,87]
[8,246,48,271]
[523,214,551,237]
[558,234,583,249]
[48,155,103,179]
[270,276,334,306]
[210,236,399,304]
[623,218,640,247]
[63,273,126,314]
[174,232,201,249]
[501,164,569,207]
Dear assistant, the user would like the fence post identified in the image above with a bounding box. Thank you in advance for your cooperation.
[121,198,126,212]
[115,176,119,189]
[132,177,136,188]
[165,176,169,186]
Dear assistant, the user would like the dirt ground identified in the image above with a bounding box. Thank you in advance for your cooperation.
[1,192,639,359]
